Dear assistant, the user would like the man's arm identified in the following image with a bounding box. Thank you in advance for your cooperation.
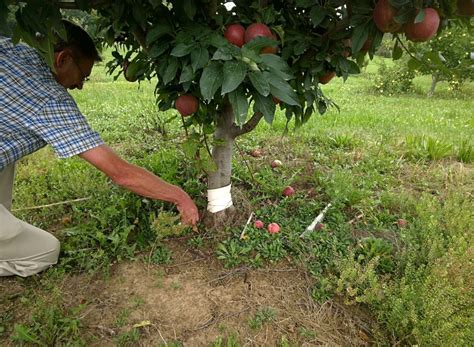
[79,144,199,226]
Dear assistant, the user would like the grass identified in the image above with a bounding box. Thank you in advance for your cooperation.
[3,55,473,345]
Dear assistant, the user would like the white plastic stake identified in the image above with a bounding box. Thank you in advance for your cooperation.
[300,203,332,238]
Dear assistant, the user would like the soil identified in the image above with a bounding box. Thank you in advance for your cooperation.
[1,238,373,346]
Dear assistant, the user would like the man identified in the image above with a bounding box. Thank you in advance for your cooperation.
[0,21,199,277]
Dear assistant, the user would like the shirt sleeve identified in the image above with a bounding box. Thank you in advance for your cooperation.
[29,95,104,158]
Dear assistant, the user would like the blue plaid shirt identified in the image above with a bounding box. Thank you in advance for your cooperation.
[0,36,104,171]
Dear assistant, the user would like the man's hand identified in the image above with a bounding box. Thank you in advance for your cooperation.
[175,190,200,229]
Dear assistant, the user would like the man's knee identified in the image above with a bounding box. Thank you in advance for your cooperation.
[0,214,61,277]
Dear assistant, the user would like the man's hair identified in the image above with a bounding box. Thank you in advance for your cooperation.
[54,20,101,62]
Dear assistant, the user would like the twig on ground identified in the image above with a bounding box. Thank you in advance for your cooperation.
[12,197,91,211]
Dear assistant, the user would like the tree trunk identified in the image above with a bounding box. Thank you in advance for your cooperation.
[427,74,438,97]
[208,101,235,190]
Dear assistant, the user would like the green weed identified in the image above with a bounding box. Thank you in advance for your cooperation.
[248,307,277,330]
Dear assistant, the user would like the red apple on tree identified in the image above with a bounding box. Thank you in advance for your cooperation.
[245,23,273,43]
[224,24,246,47]
[319,71,336,85]
[404,8,440,42]
[373,0,402,33]
[175,94,199,116]
[267,223,280,234]
[283,186,295,197]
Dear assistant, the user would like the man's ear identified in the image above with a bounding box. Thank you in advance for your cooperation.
[54,50,71,70]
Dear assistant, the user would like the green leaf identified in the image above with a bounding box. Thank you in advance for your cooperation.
[200,62,223,102]
[191,46,209,72]
[170,43,193,57]
[179,64,194,83]
[249,71,270,96]
[310,7,326,27]
[132,6,147,28]
[243,36,276,53]
[149,41,169,58]
[351,24,369,55]
[253,92,276,124]
[146,23,172,45]
[265,72,300,106]
[163,57,179,84]
[183,0,197,19]
[414,9,425,23]
[407,57,422,70]
[221,61,248,95]
[261,54,293,80]
[228,86,249,125]
[392,41,403,60]
[212,49,232,61]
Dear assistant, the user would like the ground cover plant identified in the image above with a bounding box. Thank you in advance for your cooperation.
[1,55,473,345]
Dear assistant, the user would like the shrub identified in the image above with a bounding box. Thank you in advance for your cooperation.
[373,59,415,95]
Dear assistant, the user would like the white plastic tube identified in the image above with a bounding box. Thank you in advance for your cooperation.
[207,184,233,213]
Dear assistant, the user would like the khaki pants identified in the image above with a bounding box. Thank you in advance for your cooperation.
[0,163,60,277]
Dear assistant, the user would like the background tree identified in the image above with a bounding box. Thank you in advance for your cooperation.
[1,0,471,224]
[407,23,473,96]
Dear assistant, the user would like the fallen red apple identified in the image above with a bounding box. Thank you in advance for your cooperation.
[271,159,282,169]
[267,223,280,234]
[224,23,246,47]
[175,94,199,116]
[283,186,295,197]
[397,219,408,228]
[254,220,264,229]
[319,71,336,85]
[457,0,474,16]
[250,149,263,158]
[245,23,273,43]
[404,8,440,42]
[373,0,402,33]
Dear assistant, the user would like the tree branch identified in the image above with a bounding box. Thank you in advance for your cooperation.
[231,112,263,138]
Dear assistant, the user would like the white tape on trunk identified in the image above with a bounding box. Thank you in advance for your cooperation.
[207,184,233,213]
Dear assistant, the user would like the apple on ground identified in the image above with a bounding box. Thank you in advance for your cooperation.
[254,220,264,229]
[319,71,336,85]
[397,219,408,228]
[271,159,282,169]
[373,0,402,33]
[267,223,280,234]
[315,222,324,231]
[224,24,245,47]
[250,149,263,158]
[283,186,295,197]
[175,94,199,116]
[404,8,440,42]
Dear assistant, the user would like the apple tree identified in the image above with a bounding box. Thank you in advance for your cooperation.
[1,0,472,221]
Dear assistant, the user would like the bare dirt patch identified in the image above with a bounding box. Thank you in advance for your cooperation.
[1,239,373,346]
